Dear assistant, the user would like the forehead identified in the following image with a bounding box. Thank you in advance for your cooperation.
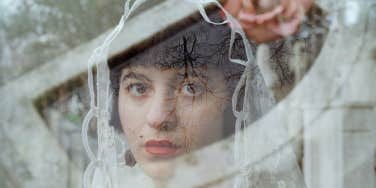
[108,11,242,70]
[127,27,228,69]
[120,64,222,80]
[110,10,245,90]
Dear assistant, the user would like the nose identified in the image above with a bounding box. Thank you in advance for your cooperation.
[146,92,177,131]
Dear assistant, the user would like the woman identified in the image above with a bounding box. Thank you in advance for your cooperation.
[86,1,321,187]
[109,11,247,186]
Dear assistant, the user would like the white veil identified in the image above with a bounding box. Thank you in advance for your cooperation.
[81,0,375,188]
[80,0,302,187]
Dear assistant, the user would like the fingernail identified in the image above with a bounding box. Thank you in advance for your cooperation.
[239,10,256,22]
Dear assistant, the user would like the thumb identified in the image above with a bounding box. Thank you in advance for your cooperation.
[224,0,243,16]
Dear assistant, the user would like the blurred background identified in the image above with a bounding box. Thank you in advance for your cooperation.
[0,0,375,188]
[0,1,164,187]
[0,0,126,84]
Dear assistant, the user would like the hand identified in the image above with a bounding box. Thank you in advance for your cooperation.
[224,0,314,43]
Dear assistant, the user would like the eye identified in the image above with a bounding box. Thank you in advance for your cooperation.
[127,83,149,97]
[181,82,204,97]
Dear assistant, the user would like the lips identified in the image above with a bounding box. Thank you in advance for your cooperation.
[144,140,180,156]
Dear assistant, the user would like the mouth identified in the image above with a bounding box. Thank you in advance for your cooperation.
[144,139,181,156]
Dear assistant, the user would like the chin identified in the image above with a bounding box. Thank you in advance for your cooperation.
[140,159,177,180]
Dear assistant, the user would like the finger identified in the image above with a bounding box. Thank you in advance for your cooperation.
[255,5,284,24]
[256,0,279,13]
[242,0,256,13]
[281,0,298,20]
[239,18,257,28]
[238,10,257,23]
[224,0,243,17]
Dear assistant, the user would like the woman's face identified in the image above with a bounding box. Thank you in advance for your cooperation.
[118,65,230,180]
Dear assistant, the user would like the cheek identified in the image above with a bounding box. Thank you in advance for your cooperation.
[178,98,227,148]
[118,96,146,143]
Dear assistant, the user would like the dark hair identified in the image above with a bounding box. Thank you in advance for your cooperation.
[109,10,246,137]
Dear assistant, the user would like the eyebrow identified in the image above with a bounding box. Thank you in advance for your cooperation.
[121,72,152,83]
